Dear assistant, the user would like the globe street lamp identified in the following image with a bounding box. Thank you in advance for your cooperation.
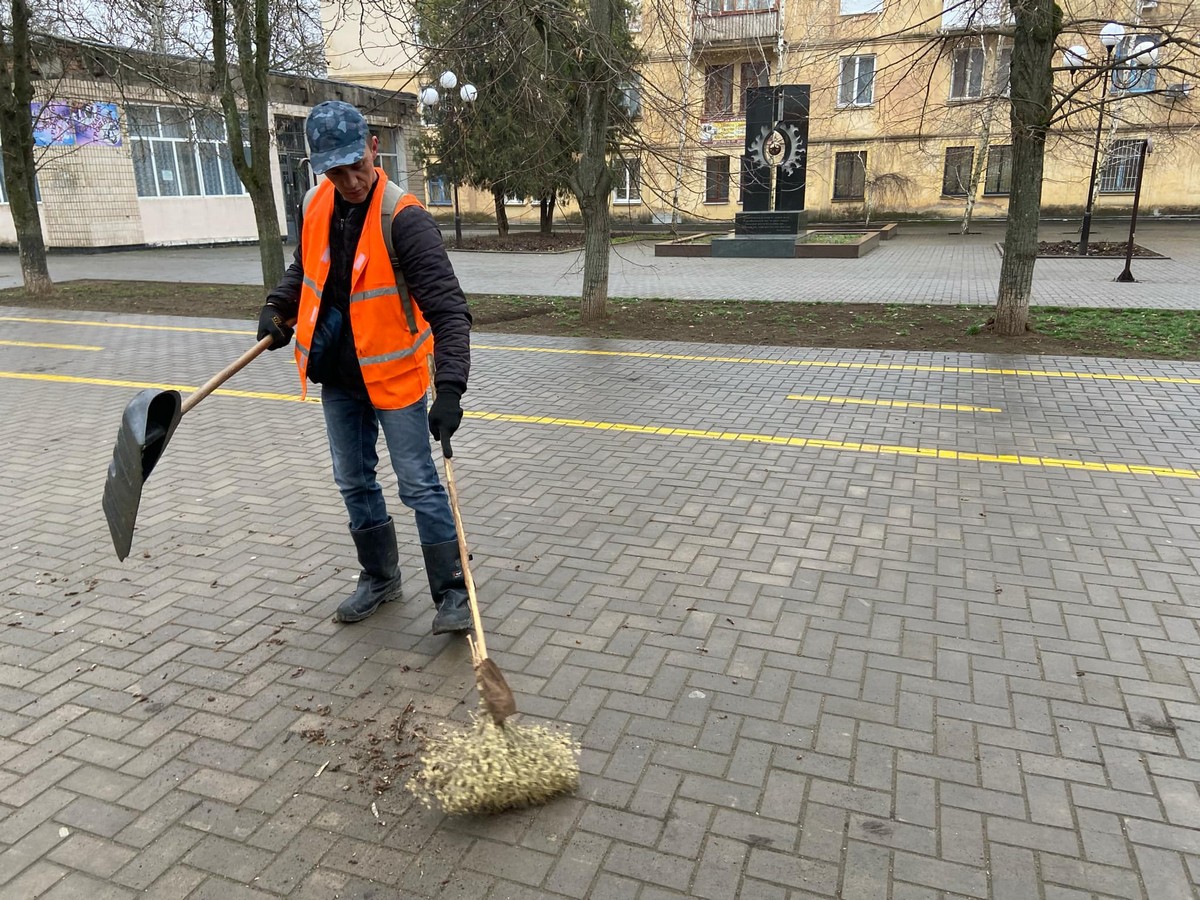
[419,70,478,248]
[1066,22,1123,256]
[1065,23,1159,256]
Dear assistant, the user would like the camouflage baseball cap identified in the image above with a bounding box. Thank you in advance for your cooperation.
[305,100,370,174]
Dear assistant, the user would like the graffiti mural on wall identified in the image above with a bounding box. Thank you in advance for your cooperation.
[32,101,121,148]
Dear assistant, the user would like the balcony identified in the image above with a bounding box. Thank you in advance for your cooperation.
[694,2,780,47]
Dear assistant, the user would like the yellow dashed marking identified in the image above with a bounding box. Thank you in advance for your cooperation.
[475,343,1200,386]
[0,316,248,336]
[462,410,1200,481]
[787,394,1001,413]
[0,340,103,351]
[3,319,1194,387]
[2,368,1194,480]
[0,371,313,403]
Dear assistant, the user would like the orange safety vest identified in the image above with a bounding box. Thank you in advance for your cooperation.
[293,170,433,409]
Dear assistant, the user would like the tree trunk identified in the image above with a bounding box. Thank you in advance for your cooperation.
[580,195,610,322]
[0,0,53,296]
[569,0,616,324]
[540,193,555,234]
[995,0,1060,336]
[961,104,994,235]
[212,0,284,288]
[492,186,509,236]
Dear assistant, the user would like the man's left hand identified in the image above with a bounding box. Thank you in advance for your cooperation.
[429,386,464,457]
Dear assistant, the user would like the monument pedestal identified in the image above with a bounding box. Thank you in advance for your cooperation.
[712,210,809,258]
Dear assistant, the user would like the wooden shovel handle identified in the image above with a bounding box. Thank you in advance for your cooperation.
[181,319,295,415]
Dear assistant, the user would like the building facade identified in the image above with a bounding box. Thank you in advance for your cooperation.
[631,0,1199,223]
[6,37,421,250]
[324,0,1198,225]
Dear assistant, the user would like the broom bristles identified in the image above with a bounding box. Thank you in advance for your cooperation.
[408,707,581,815]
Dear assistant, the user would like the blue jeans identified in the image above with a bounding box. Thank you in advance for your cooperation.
[321,384,456,545]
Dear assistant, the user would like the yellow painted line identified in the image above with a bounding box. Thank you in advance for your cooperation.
[475,343,1200,386]
[1,321,1193,387]
[0,339,103,351]
[461,410,1200,481]
[787,394,1001,413]
[0,371,313,403]
[0,316,248,336]
[3,367,1193,480]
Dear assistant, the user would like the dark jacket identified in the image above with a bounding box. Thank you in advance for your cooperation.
[265,180,471,398]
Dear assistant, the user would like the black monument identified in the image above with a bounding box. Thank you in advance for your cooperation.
[712,84,810,258]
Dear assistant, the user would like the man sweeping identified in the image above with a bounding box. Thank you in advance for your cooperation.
[256,99,473,635]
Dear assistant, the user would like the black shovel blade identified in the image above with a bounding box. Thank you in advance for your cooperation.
[102,388,183,560]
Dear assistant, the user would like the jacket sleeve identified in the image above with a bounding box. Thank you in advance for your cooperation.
[264,244,304,321]
[392,205,472,393]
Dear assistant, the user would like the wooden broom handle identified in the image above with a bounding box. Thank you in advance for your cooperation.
[429,358,490,661]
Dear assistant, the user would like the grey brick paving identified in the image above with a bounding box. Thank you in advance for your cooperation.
[4,226,1200,897]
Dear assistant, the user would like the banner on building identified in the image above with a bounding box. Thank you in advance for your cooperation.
[32,101,121,148]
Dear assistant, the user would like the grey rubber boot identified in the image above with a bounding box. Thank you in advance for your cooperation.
[335,518,403,623]
[423,541,472,634]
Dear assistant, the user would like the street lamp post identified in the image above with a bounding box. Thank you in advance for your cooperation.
[1066,23,1160,257]
[1115,138,1151,283]
[1071,22,1124,256]
[419,70,478,249]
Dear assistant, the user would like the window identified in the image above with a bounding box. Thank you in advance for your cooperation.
[504,193,527,205]
[1099,140,1145,193]
[426,174,452,206]
[996,48,1012,96]
[705,64,734,118]
[740,61,771,113]
[942,146,974,196]
[614,158,640,203]
[950,47,985,100]
[708,0,776,12]
[375,127,404,188]
[705,156,731,203]
[626,0,642,31]
[942,0,1010,30]
[838,56,875,107]
[1111,36,1158,94]
[127,104,246,198]
[840,0,882,13]
[618,77,643,119]
[984,145,1013,194]
[833,150,866,200]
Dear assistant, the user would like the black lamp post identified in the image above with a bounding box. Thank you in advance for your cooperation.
[1066,24,1160,257]
[1066,23,1123,256]
[1115,139,1151,283]
[420,70,478,249]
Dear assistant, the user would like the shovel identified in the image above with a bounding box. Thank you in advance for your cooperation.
[102,332,280,561]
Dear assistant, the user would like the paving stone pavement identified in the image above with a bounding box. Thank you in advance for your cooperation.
[4,219,1199,308]
[3,297,1200,899]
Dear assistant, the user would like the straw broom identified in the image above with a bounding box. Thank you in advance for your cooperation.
[408,371,580,815]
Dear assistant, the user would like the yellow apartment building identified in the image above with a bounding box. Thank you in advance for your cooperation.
[633,0,1199,223]
[324,0,1199,224]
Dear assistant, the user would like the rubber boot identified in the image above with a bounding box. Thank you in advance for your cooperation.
[423,541,472,634]
[335,518,403,623]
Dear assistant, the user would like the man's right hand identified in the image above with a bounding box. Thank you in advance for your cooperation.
[257,305,294,350]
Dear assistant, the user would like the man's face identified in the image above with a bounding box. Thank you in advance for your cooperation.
[325,135,379,203]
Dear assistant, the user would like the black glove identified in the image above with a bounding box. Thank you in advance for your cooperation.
[428,384,464,457]
[257,304,293,350]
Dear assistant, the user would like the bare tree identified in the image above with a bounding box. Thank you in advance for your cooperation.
[0,0,52,295]
[209,0,283,286]
[36,0,326,286]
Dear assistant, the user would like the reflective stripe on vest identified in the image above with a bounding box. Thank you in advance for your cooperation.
[292,170,432,409]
